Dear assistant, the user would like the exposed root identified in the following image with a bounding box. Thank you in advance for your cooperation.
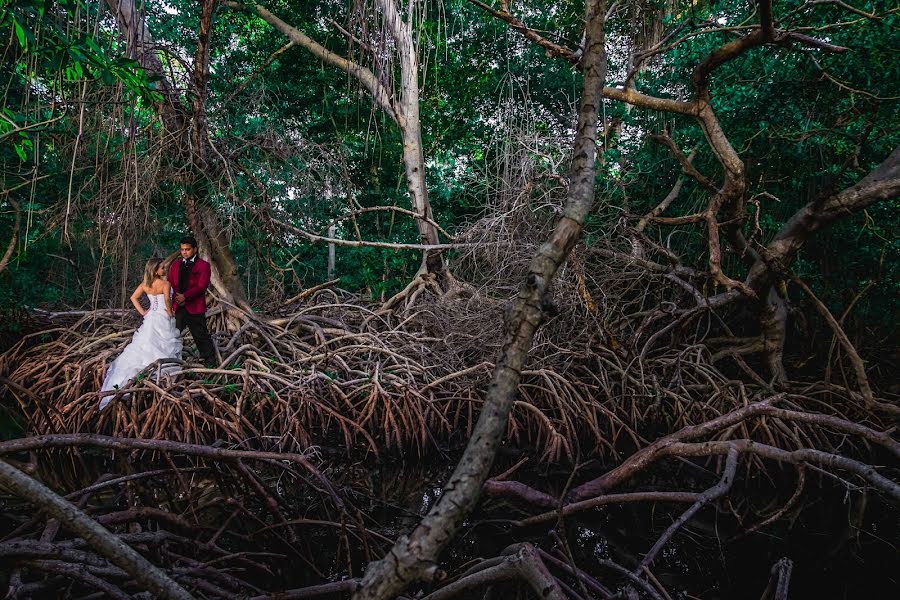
[1,284,893,463]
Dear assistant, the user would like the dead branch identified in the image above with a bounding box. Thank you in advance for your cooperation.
[790,276,884,412]
[759,558,793,600]
[225,41,296,104]
[637,446,739,571]
[422,543,565,600]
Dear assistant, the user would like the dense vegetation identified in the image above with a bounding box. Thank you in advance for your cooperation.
[1,1,898,599]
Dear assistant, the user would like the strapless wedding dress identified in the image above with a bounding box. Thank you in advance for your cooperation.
[100,294,182,409]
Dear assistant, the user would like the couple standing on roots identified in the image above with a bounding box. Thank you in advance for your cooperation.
[99,236,217,409]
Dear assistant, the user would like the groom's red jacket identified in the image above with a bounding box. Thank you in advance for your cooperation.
[167,257,211,315]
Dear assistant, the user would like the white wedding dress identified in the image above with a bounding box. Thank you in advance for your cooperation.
[100,294,182,409]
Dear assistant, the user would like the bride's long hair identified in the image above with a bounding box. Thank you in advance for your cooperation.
[142,257,165,287]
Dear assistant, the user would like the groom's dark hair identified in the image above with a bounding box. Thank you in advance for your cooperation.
[180,235,198,248]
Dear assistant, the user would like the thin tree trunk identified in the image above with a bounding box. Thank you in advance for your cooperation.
[103,0,185,135]
[760,285,788,384]
[379,0,445,274]
[186,0,251,313]
[226,1,448,280]
[327,225,336,279]
[182,190,249,313]
[0,197,20,275]
[352,2,608,598]
[105,0,249,313]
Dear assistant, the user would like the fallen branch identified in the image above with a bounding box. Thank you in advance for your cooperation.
[0,459,193,600]
[637,446,739,571]
[422,543,565,600]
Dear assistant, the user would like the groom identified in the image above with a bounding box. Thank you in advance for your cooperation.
[167,236,217,367]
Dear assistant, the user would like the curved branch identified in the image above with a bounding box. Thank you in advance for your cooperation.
[224,2,398,121]
[270,215,470,250]
[638,446,739,571]
[422,544,565,600]
[466,0,581,64]
[746,146,900,293]
[648,136,715,192]
[669,440,900,501]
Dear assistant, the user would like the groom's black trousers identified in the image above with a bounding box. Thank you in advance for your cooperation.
[175,308,217,367]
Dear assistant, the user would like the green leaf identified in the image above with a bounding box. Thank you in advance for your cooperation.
[13,19,26,48]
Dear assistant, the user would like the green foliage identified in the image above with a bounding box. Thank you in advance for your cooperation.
[1,0,897,351]
[595,0,900,339]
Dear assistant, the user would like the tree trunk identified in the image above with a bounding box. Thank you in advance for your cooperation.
[227,1,449,283]
[103,0,185,135]
[380,0,446,275]
[760,285,788,384]
[182,189,249,314]
[186,0,251,313]
[105,0,249,314]
[352,1,608,597]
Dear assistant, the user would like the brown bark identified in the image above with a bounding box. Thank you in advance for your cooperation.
[637,446,739,572]
[351,2,608,598]
[791,276,888,413]
[760,286,788,384]
[466,0,581,64]
[186,0,251,312]
[472,0,853,293]
[475,0,894,389]
[736,146,900,382]
[569,397,782,501]
[421,543,566,600]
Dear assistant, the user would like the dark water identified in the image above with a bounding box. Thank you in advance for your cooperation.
[1,444,897,599]
[350,454,900,599]
[432,461,898,599]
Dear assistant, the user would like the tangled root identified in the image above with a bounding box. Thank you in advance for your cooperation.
[1,289,889,463]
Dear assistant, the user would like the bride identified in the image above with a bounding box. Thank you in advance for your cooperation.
[99,257,183,409]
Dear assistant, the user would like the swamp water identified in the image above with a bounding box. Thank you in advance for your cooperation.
[2,448,897,599]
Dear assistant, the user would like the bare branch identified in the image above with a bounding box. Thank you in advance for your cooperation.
[466,0,580,64]
[638,447,739,571]
[422,544,565,600]
[746,146,900,292]
[225,41,296,103]
[648,137,716,192]
[270,215,470,250]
